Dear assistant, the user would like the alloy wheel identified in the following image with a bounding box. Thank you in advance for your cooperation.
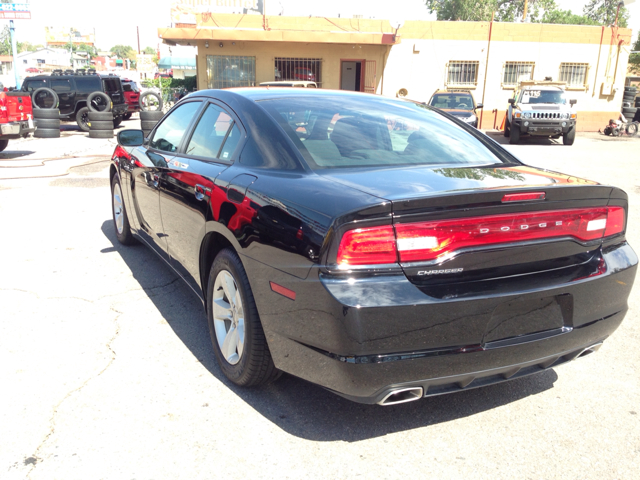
[212,270,245,365]
[113,182,124,234]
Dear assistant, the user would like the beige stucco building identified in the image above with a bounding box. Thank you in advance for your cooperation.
[158,14,634,131]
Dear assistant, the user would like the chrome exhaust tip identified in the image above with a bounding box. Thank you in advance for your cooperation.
[378,387,424,406]
[575,342,603,360]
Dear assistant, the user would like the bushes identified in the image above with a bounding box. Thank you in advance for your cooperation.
[170,76,197,91]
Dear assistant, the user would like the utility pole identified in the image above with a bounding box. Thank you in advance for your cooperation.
[10,20,19,89]
[137,26,141,54]
[523,0,529,22]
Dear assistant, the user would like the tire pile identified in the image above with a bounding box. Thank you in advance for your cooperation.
[87,91,115,139]
[32,87,60,138]
[622,85,638,121]
[139,91,164,138]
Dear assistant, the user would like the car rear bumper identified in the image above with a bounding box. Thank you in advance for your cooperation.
[0,119,35,139]
[248,242,637,404]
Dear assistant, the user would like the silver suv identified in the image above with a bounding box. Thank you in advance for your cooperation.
[505,82,577,145]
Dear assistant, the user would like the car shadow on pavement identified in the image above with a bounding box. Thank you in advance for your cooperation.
[0,150,36,159]
[486,132,562,146]
[102,220,559,442]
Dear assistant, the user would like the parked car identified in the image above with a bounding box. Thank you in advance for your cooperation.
[121,78,141,120]
[259,81,317,88]
[505,81,577,145]
[22,72,128,131]
[25,67,42,74]
[110,88,636,405]
[154,72,173,80]
[428,89,482,128]
[0,89,35,151]
[294,67,315,81]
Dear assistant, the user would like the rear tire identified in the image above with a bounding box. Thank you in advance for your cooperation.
[35,118,60,129]
[111,175,136,245]
[88,120,114,130]
[34,128,60,138]
[123,112,132,120]
[113,116,123,128]
[625,122,638,136]
[563,128,575,145]
[503,115,510,137]
[32,87,59,109]
[89,130,113,138]
[509,124,520,144]
[32,108,60,119]
[140,110,164,122]
[0,139,8,152]
[76,107,91,132]
[207,249,281,387]
[87,91,112,112]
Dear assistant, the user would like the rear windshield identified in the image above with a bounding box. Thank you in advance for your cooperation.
[123,81,140,93]
[259,95,506,170]
[102,78,122,94]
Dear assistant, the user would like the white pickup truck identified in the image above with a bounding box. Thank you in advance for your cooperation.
[504,81,577,146]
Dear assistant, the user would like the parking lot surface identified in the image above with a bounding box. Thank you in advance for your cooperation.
[1,125,639,479]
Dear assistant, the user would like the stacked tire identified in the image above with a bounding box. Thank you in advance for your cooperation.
[622,86,637,119]
[32,88,60,138]
[139,91,164,138]
[87,91,114,139]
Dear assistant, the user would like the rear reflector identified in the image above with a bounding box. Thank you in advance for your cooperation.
[336,207,625,266]
[269,282,296,300]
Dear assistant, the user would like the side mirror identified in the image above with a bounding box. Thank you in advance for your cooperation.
[570,99,577,106]
[118,129,144,147]
[476,103,483,109]
[508,98,515,105]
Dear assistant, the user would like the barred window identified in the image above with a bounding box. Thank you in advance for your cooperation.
[446,61,479,88]
[207,55,256,89]
[559,63,589,88]
[274,57,322,86]
[503,61,534,87]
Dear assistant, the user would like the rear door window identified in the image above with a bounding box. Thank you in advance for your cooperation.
[102,78,122,94]
[50,79,72,93]
[75,77,102,94]
[150,101,202,153]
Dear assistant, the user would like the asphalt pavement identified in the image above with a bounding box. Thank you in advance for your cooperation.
[1,124,639,479]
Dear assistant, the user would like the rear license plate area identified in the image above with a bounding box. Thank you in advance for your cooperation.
[483,294,572,345]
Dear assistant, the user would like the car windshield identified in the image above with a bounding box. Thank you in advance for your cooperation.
[429,94,474,111]
[520,90,566,104]
[259,95,507,170]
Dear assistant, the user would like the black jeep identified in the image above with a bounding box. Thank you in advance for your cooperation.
[22,71,128,131]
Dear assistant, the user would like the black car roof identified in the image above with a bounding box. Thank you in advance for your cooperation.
[189,87,415,104]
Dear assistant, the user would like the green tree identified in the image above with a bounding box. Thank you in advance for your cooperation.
[424,0,497,21]
[583,0,629,28]
[76,43,98,58]
[110,44,135,59]
[542,8,599,25]
[143,46,156,55]
[495,0,558,22]
[629,31,640,75]
[0,25,11,55]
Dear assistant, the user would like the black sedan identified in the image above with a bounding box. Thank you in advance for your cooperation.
[110,88,637,405]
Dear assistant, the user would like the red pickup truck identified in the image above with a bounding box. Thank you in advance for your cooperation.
[121,79,141,120]
[0,90,35,151]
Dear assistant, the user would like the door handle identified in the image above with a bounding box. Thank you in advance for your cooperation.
[147,173,159,189]
[195,184,211,201]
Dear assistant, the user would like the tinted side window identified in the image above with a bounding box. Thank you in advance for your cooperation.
[219,124,242,161]
[22,79,48,92]
[185,104,234,160]
[150,102,202,153]
[50,79,72,92]
[75,77,101,94]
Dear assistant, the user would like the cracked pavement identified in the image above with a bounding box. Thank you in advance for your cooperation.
[0,130,639,479]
